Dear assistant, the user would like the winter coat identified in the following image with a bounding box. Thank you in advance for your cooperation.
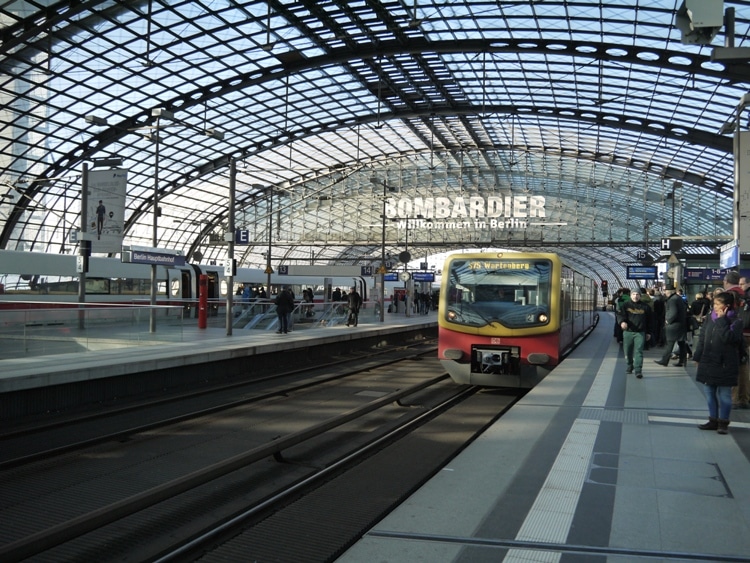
[690,297,711,319]
[616,299,652,333]
[347,290,362,312]
[664,294,687,341]
[693,309,744,387]
[274,290,295,314]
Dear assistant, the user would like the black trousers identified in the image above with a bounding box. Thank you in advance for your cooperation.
[347,309,359,326]
[660,338,686,364]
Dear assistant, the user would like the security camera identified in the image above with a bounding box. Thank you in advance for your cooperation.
[676,0,724,45]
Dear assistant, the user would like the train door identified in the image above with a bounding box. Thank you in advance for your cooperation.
[168,266,195,318]
[167,268,193,300]
[204,269,221,316]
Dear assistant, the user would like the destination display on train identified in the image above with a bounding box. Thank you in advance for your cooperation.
[467,261,530,271]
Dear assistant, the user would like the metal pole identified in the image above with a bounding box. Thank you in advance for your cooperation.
[226,158,236,336]
[404,217,410,318]
[380,180,386,323]
[78,164,88,330]
[150,118,160,333]
[266,189,273,296]
[671,193,675,235]
[62,186,67,254]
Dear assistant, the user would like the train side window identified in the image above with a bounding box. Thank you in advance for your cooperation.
[171,279,180,297]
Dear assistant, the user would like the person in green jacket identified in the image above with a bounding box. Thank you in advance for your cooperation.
[617,289,652,379]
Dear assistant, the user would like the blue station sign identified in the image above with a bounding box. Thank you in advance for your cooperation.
[684,268,750,281]
[626,266,657,280]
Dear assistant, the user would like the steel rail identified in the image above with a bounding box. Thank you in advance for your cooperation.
[0,373,449,562]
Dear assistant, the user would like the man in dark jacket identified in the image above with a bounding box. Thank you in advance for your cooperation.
[346,286,362,327]
[617,289,652,378]
[652,289,666,346]
[274,287,295,334]
[655,287,687,367]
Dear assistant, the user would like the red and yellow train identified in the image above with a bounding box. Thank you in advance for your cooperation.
[438,252,598,387]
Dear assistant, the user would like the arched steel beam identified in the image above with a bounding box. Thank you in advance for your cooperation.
[1,37,741,247]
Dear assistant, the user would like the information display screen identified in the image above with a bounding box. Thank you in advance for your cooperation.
[626,266,657,280]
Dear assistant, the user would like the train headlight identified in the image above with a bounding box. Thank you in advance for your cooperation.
[444,348,463,360]
[528,353,550,365]
[538,313,549,323]
[447,310,459,322]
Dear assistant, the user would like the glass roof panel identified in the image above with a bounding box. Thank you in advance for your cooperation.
[1,0,750,288]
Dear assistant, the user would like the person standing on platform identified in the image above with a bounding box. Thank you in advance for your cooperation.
[654,286,687,367]
[651,289,666,347]
[274,286,294,334]
[346,286,362,327]
[639,287,653,349]
[613,288,630,344]
[693,291,744,434]
[730,276,750,409]
[617,289,651,379]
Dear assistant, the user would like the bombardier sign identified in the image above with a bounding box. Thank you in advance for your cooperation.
[383,195,553,232]
[385,195,546,221]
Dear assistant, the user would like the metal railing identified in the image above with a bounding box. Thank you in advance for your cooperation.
[0,303,185,359]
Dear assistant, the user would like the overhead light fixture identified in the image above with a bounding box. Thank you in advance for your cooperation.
[85,114,108,126]
[204,128,225,140]
[91,157,124,168]
[151,108,174,120]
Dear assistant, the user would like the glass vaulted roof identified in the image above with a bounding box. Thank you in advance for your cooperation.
[0,0,748,286]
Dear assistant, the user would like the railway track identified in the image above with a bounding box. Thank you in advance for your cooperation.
[0,339,437,468]
[172,386,517,563]
[0,349,520,562]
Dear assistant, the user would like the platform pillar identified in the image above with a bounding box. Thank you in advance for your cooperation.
[198,274,208,329]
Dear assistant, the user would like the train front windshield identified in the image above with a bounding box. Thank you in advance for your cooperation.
[445,258,552,328]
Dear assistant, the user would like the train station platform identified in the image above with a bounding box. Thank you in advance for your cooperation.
[338,312,750,563]
[0,311,437,421]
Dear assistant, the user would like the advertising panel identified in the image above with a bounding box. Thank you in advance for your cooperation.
[87,168,127,254]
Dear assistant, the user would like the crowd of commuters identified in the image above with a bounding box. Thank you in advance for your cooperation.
[614,272,750,435]
[235,283,436,333]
